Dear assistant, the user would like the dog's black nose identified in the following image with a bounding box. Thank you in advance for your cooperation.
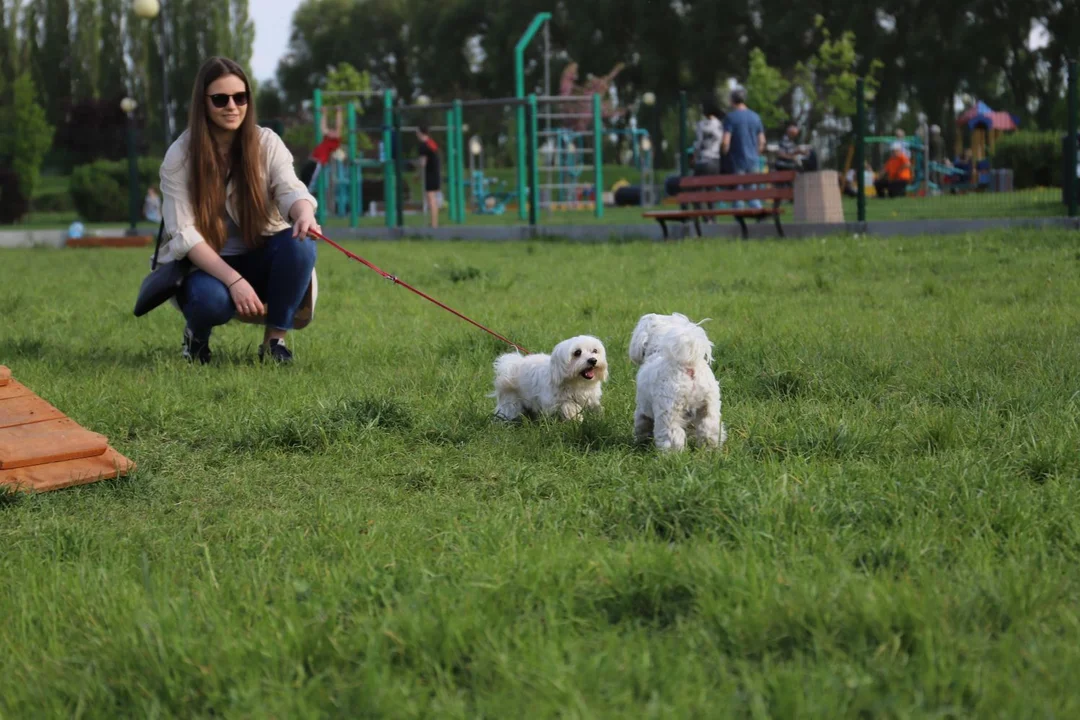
[587,357,597,367]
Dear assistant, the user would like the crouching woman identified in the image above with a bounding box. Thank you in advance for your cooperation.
[158,56,320,365]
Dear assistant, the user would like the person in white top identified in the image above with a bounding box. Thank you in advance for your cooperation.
[693,100,724,177]
[157,56,320,365]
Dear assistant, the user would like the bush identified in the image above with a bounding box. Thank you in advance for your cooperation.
[0,167,29,224]
[991,131,1062,189]
[69,157,161,222]
[32,188,74,214]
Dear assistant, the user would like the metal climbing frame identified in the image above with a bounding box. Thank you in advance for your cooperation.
[533,94,604,217]
[312,88,386,226]
[393,96,534,227]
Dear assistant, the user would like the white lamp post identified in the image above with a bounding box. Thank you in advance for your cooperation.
[133,0,172,148]
[121,97,140,235]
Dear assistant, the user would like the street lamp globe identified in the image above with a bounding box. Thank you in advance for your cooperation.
[640,136,652,153]
[133,0,160,19]
[120,97,138,114]
[469,136,482,156]
[642,91,656,107]
[416,94,431,106]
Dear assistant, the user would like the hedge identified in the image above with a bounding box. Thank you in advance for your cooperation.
[991,131,1063,189]
[70,157,161,222]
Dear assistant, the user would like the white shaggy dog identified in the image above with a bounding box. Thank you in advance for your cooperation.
[492,336,609,422]
[628,312,697,366]
[634,320,726,452]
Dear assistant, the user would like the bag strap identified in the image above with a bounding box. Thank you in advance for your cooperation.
[150,219,165,270]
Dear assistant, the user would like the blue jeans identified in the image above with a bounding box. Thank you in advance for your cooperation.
[178,228,317,340]
[733,167,763,210]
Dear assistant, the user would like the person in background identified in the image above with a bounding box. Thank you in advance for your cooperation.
[415,124,441,229]
[298,106,344,191]
[874,146,912,198]
[693,99,723,178]
[144,186,162,223]
[691,99,724,213]
[774,121,818,172]
[721,88,766,209]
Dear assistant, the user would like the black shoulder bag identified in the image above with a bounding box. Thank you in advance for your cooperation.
[132,221,190,317]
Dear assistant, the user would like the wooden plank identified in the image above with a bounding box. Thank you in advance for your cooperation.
[670,187,794,204]
[0,418,109,469]
[0,446,134,492]
[644,208,784,219]
[0,395,66,430]
[0,366,10,386]
[0,380,36,401]
[678,171,797,188]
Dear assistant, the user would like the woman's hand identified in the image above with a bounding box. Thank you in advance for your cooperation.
[290,200,320,239]
[229,277,265,319]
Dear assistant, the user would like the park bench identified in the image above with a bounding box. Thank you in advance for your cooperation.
[644,170,796,239]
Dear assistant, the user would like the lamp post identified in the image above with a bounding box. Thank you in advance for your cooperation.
[133,0,172,149]
[121,97,141,236]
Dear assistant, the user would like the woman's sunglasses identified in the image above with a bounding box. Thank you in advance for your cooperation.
[207,92,249,109]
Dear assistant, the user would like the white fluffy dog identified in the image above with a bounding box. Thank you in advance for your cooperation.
[492,336,609,422]
[634,319,726,452]
[628,312,697,366]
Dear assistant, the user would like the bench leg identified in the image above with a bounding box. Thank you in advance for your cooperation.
[656,219,669,239]
[736,216,749,239]
[773,213,785,238]
[693,217,702,237]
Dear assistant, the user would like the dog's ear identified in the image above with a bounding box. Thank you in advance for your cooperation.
[549,338,573,382]
[628,324,649,365]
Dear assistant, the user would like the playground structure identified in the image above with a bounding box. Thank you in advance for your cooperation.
[955,100,1020,162]
[307,12,656,228]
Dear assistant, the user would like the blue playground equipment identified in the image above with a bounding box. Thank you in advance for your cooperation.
[469,170,523,215]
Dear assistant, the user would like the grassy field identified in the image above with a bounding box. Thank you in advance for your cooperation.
[2,230,1080,717]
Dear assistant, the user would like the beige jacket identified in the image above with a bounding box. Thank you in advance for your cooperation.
[156,127,319,329]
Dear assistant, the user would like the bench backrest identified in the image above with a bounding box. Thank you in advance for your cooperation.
[669,171,796,204]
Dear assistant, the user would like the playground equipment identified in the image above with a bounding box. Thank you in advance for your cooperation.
[306,12,632,228]
[955,100,1019,161]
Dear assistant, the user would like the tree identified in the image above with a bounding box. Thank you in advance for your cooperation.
[72,0,101,100]
[324,61,371,107]
[96,0,126,102]
[790,16,882,133]
[744,48,791,130]
[38,0,73,126]
[0,71,55,199]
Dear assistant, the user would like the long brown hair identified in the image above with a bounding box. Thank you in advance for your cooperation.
[186,57,271,252]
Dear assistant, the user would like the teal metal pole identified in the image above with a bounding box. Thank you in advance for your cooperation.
[515,12,551,222]
[593,93,603,219]
[1067,59,1078,219]
[678,91,687,177]
[454,100,466,224]
[446,108,458,224]
[528,93,539,226]
[382,90,396,229]
[855,78,867,224]
[313,88,325,224]
[347,102,358,228]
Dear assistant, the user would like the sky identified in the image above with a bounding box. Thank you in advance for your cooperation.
[250,0,306,85]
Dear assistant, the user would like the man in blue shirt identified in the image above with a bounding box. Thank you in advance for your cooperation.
[721,88,766,209]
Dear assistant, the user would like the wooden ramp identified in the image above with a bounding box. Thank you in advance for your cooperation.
[0,366,135,493]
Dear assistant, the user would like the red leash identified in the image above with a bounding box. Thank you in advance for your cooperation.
[307,230,530,355]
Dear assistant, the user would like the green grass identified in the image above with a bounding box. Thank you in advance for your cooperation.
[3,230,1080,716]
